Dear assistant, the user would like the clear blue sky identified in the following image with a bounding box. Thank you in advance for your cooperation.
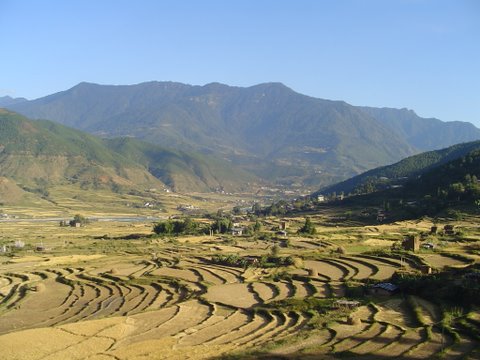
[1,0,479,125]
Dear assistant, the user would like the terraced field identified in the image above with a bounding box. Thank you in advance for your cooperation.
[1,219,479,359]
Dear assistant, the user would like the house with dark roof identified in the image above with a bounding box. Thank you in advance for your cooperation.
[368,282,399,296]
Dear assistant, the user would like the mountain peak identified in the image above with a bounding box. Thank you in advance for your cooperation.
[72,81,100,89]
[0,96,28,107]
[249,82,290,90]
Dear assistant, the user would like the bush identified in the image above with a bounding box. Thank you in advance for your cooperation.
[271,244,280,256]
[211,254,244,267]
[336,246,346,255]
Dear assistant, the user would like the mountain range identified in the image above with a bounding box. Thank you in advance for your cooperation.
[7,81,480,187]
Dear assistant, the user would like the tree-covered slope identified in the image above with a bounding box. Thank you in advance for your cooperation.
[366,148,480,217]
[402,148,480,211]
[320,140,480,195]
[407,148,480,200]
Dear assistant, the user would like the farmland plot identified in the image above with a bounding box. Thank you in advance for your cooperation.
[0,217,479,360]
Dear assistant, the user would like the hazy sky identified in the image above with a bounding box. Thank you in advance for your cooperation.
[1,0,479,125]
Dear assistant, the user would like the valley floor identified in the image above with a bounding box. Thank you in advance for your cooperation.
[1,216,479,359]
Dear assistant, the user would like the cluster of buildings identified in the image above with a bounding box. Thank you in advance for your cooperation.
[0,240,25,253]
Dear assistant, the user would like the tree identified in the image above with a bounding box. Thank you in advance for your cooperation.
[298,217,316,235]
[69,214,87,226]
[384,201,390,211]
[232,206,242,215]
[268,204,279,216]
[211,217,233,234]
[449,182,465,201]
[181,217,198,234]
[111,182,121,193]
[450,182,465,194]
[271,244,280,257]
[74,214,85,223]
[153,220,174,235]
[153,217,205,236]
[253,220,262,233]
[252,203,262,215]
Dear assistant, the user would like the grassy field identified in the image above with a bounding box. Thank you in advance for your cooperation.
[0,182,264,219]
[1,206,479,360]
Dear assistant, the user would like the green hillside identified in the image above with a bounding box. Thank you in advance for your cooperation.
[320,140,480,196]
[0,109,163,190]
[403,148,480,201]
[0,109,258,196]
[373,148,480,219]
[103,137,258,192]
[321,147,480,221]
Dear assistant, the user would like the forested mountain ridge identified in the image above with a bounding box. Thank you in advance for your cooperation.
[362,147,480,218]
[319,140,480,196]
